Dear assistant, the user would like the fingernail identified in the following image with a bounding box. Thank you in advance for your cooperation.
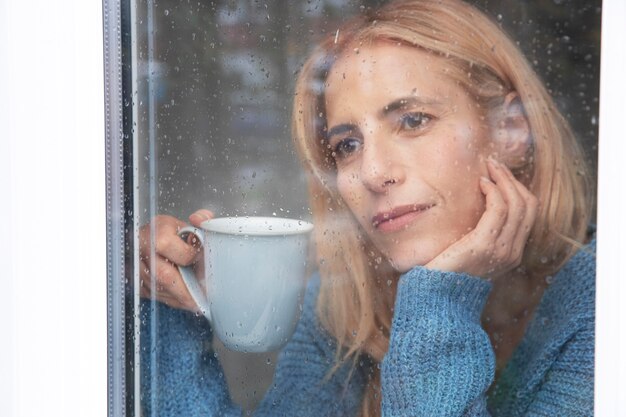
[488,158,500,167]
[190,213,208,223]
[480,176,492,183]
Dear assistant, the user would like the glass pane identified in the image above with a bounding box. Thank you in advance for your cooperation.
[123,0,600,415]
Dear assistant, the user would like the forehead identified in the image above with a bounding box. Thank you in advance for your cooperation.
[324,42,466,118]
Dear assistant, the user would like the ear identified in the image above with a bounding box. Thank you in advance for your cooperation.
[491,92,532,169]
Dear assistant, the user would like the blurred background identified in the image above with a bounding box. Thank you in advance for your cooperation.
[128,0,601,412]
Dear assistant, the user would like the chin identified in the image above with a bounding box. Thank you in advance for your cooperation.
[388,260,414,273]
[387,252,435,273]
[383,240,444,273]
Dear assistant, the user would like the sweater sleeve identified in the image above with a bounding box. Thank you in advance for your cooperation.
[382,239,596,417]
[140,299,240,417]
[522,240,595,416]
[489,239,596,416]
[381,267,495,416]
[254,276,364,416]
[522,319,594,416]
[140,275,363,417]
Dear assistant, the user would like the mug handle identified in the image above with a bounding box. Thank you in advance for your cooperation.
[177,226,212,322]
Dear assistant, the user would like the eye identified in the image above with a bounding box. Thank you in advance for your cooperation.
[399,112,432,131]
[332,137,362,161]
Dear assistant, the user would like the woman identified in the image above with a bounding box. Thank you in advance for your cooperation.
[139,0,595,415]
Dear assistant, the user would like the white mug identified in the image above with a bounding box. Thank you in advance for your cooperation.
[177,216,313,352]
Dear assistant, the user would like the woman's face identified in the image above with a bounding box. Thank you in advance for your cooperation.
[324,43,495,272]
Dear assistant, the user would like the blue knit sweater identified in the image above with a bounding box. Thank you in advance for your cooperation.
[140,239,595,416]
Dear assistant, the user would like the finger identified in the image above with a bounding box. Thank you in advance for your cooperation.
[139,260,197,310]
[487,160,525,214]
[425,178,505,275]
[497,164,538,256]
[511,190,538,260]
[487,160,526,249]
[141,284,188,310]
[189,209,214,228]
[140,253,198,310]
[152,255,181,288]
[150,287,188,309]
[423,178,506,276]
[474,176,508,244]
[159,298,190,311]
[498,162,536,210]
[153,255,197,307]
[156,233,199,266]
[142,217,199,266]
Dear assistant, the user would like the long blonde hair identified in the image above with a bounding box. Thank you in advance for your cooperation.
[291,1,593,415]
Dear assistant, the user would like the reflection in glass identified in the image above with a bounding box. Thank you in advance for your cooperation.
[125,0,600,416]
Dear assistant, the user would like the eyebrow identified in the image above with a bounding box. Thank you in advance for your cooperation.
[380,96,443,117]
[326,124,356,141]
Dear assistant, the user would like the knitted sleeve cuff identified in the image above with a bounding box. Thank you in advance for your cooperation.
[139,298,213,353]
[382,267,495,415]
[396,266,493,323]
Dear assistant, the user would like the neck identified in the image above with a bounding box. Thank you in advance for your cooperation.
[481,269,548,372]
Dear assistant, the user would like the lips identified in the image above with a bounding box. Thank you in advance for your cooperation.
[372,203,435,232]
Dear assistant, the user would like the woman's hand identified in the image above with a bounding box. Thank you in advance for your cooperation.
[139,209,214,311]
[425,159,538,280]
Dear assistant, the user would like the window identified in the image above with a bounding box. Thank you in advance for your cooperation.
[106,1,605,416]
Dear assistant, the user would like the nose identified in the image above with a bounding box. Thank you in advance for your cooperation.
[359,133,405,193]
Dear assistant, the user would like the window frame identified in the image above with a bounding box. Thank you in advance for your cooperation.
[100,1,626,416]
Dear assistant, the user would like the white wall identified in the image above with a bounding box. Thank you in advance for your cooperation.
[0,0,106,416]
[0,0,624,416]
[596,0,626,415]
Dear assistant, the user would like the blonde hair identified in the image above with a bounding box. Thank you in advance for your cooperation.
[291,1,593,416]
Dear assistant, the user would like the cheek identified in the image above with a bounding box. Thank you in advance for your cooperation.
[429,130,488,224]
[434,125,490,179]
[336,172,364,212]
[451,126,486,160]
[424,151,479,195]
[447,177,486,234]
[335,172,350,201]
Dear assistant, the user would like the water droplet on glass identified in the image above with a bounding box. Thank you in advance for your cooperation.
[164,9,169,16]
